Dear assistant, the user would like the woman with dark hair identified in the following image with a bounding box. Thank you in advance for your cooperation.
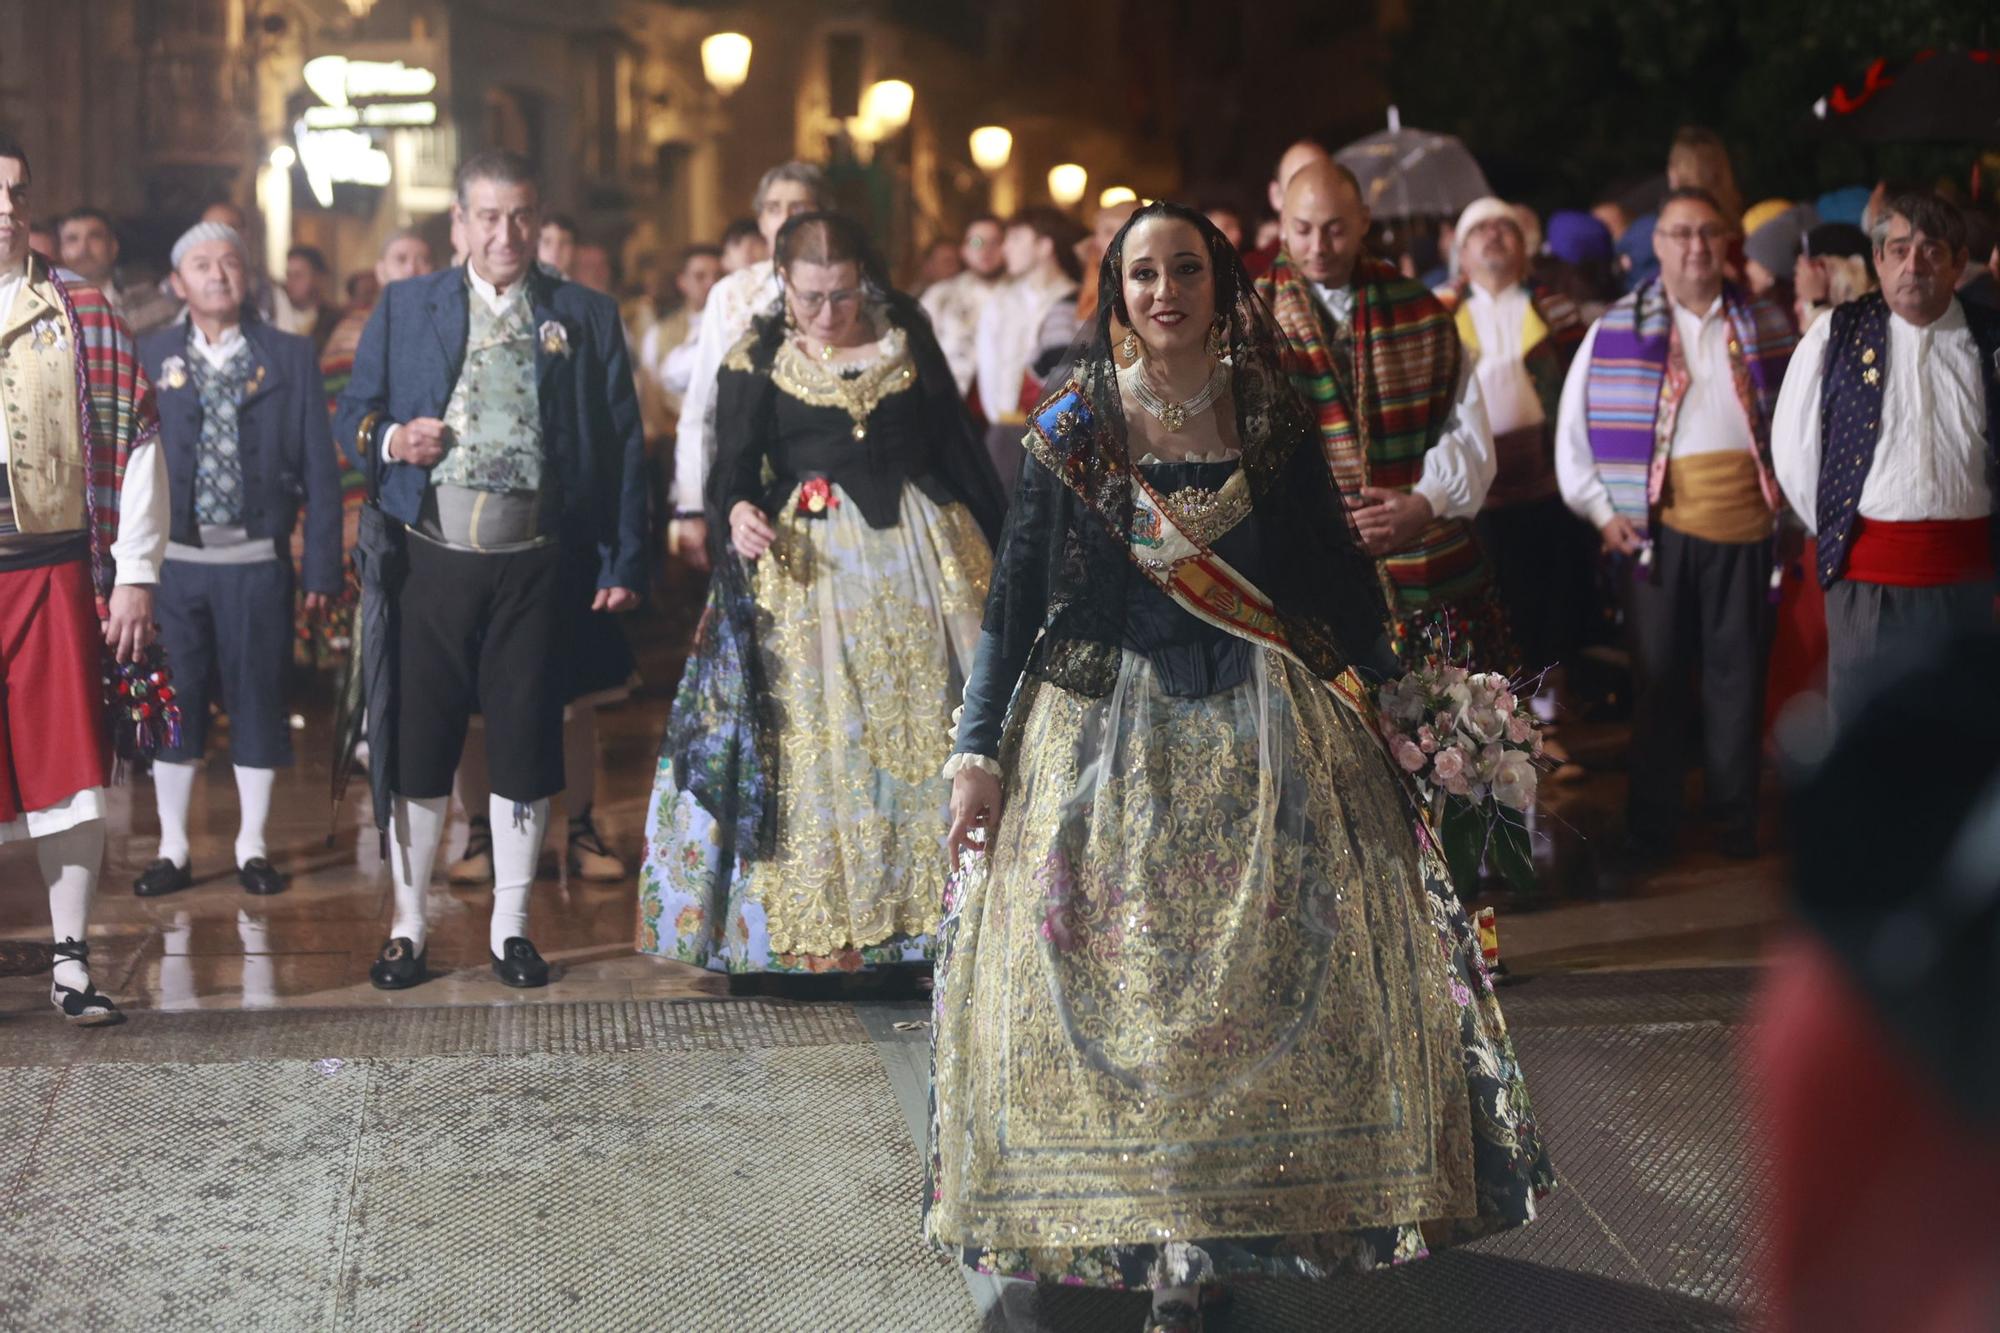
[928,202,1552,1330]
[636,213,1006,974]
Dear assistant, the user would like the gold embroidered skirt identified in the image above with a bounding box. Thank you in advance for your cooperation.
[637,480,991,972]
[927,650,1552,1285]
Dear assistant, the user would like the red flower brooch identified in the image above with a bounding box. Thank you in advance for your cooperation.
[797,477,840,517]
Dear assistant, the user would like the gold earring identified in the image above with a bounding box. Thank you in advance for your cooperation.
[1120,329,1141,363]
[1206,318,1228,359]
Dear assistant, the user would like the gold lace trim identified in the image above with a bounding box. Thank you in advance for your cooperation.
[770,327,918,440]
[1155,468,1251,549]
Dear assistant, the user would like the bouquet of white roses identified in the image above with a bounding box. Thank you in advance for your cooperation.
[1375,662,1550,893]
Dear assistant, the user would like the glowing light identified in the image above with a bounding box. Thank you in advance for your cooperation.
[302,56,435,109]
[1098,186,1137,208]
[969,126,1012,173]
[295,122,392,207]
[701,33,753,96]
[858,79,914,136]
[1047,163,1088,208]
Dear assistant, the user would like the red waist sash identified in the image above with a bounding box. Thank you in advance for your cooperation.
[1845,516,1994,587]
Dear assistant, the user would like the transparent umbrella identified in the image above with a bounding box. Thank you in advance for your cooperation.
[1336,107,1493,220]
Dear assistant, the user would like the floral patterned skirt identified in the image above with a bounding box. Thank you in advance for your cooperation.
[636,480,991,972]
[926,650,1553,1288]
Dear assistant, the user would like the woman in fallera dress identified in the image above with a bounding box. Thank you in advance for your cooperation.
[928,203,1553,1332]
[636,212,1005,976]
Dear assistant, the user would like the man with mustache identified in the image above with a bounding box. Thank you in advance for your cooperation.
[1771,190,2000,720]
[335,149,646,991]
[0,139,167,1023]
[1452,196,1591,728]
[129,222,342,900]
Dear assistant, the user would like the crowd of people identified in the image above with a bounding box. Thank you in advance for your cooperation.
[3,116,1996,1330]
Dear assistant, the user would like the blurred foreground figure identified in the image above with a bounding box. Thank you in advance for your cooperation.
[1760,631,2000,1332]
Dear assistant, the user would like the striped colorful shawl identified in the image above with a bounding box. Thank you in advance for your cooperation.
[45,260,159,598]
[1259,254,1486,605]
[1582,279,1794,534]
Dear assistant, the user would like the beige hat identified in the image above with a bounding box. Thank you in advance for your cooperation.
[1454,196,1519,259]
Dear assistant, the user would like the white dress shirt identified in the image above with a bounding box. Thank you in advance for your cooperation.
[1771,298,1990,534]
[0,256,170,842]
[973,274,1078,428]
[1555,293,1760,528]
[920,269,1003,397]
[673,260,781,513]
[1464,283,1545,436]
[1309,281,1497,520]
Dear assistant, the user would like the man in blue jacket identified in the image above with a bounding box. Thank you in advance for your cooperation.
[133,221,341,899]
[335,149,646,990]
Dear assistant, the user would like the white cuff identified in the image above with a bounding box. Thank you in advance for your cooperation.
[1409,476,1449,522]
[941,752,1004,782]
[1577,492,1618,530]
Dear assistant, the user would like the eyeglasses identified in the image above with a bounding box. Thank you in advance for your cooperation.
[1657,225,1729,246]
[790,288,862,313]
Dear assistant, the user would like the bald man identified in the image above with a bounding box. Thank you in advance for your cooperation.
[1257,160,1508,669]
[1244,139,1331,279]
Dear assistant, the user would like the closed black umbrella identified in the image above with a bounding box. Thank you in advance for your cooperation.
[1812,50,2000,145]
[331,499,401,833]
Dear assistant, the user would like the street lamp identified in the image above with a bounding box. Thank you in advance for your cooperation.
[1048,163,1088,209]
[969,126,1012,174]
[701,33,753,96]
[858,80,914,138]
[1098,186,1136,208]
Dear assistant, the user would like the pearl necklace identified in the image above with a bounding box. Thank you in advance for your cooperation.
[1120,360,1231,433]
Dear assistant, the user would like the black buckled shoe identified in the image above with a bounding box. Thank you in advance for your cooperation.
[133,859,193,898]
[238,857,286,896]
[491,937,550,988]
[368,937,428,990]
[49,939,124,1027]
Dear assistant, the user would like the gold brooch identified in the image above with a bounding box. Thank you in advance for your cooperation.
[1862,367,1880,386]
[1861,348,1876,365]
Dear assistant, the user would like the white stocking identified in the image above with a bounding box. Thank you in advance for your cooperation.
[233,764,275,866]
[152,759,198,868]
[488,794,548,954]
[387,794,448,951]
[38,821,105,994]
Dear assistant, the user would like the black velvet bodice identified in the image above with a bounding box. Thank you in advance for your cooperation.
[1123,458,1260,697]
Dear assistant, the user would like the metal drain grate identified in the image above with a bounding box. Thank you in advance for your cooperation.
[0,1046,971,1331]
[0,997,867,1069]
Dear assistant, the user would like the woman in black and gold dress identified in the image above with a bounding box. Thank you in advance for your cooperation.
[930,203,1552,1331]
[638,213,1005,974]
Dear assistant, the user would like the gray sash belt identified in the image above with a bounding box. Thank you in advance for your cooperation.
[412,484,552,553]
